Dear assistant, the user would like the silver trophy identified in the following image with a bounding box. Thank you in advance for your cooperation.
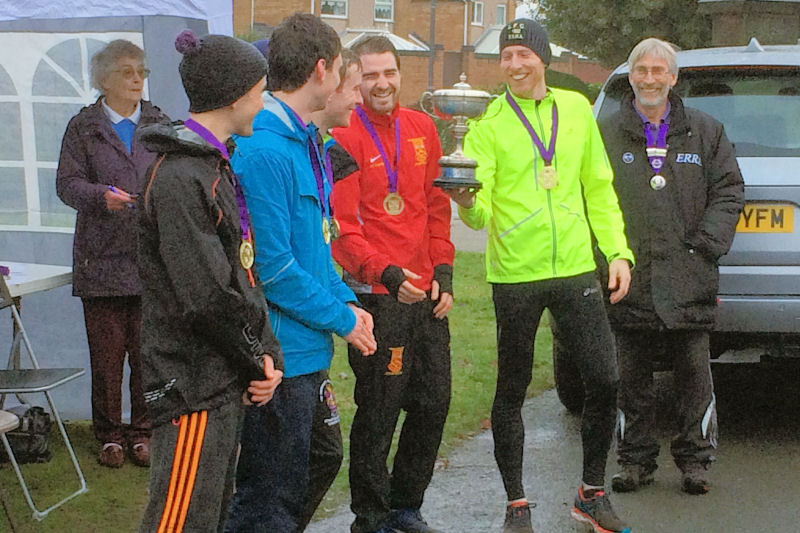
[420,73,493,190]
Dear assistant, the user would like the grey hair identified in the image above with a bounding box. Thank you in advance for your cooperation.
[627,38,678,76]
[90,39,145,93]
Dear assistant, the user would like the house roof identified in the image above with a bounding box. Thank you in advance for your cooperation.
[472,24,587,60]
[340,28,429,52]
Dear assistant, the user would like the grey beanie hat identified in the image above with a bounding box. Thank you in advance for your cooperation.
[175,30,267,113]
[500,18,551,66]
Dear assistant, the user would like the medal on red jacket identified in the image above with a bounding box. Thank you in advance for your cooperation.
[505,92,559,191]
[356,106,404,215]
[330,217,341,240]
[383,192,405,215]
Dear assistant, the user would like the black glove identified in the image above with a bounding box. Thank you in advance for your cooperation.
[380,265,406,300]
[433,264,453,297]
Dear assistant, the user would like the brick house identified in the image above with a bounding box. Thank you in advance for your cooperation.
[232,0,610,106]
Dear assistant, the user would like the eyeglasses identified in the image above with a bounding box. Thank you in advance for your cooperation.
[631,65,671,78]
[111,66,151,80]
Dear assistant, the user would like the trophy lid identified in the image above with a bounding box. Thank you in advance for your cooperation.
[434,73,492,99]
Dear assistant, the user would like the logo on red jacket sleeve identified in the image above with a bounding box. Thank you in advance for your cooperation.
[409,137,427,166]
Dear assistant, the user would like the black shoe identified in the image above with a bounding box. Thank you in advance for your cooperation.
[611,464,655,493]
[681,464,710,495]
[503,502,534,533]
[571,487,631,533]
[386,508,442,533]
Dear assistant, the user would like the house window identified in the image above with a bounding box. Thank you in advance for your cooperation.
[374,0,393,21]
[472,1,484,25]
[321,0,347,17]
[496,4,506,25]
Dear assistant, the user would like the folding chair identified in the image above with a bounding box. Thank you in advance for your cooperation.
[0,274,87,520]
[0,409,21,532]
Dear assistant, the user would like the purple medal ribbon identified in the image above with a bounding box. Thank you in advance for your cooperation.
[184,119,251,242]
[283,107,330,218]
[644,121,669,175]
[306,131,330,218]
[505,92,558,166]
[355,106,401,193]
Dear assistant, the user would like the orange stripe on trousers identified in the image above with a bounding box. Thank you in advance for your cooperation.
[156,411,206,533]
[174,410,208,532]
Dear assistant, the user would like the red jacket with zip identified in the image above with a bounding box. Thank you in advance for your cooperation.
[331,104,453,294]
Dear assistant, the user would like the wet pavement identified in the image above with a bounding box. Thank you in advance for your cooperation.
[307,363,800,533]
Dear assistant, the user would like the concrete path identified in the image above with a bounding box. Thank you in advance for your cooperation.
[308,365,800,533]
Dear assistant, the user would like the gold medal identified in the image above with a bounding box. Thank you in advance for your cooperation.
[383,192,405,215]
[330,217,340,241]
[239,240,255,270]
[322,218,331,244]
[539,165,558,190]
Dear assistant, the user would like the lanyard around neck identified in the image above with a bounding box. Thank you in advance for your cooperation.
[355,106,401,193]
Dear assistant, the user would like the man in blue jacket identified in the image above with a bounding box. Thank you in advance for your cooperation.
[224,13,377,533]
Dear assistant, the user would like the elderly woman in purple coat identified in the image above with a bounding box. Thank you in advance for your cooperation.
[56,40,168,469]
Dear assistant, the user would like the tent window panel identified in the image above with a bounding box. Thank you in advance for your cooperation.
[0,67,16,95]
[47,38,86,91]
[32,61,80,97]
[0,167,27,226]
[37,167,75,228]
[0,103,22,160]
[33,102,83,163]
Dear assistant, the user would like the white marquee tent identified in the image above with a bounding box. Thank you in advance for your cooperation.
[0,1,232,419]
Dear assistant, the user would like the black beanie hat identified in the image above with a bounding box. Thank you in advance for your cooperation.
[175,30,267,113]
[500,18,551,66]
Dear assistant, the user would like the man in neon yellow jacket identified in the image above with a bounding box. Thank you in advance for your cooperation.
[449,18,634,533]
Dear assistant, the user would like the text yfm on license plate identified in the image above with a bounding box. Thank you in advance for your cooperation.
[736,204,794,233]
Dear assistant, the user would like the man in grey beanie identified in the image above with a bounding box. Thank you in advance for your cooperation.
[448,18,633,533]
[136,31,283,533]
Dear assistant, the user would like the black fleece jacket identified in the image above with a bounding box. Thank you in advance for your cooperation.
[137,122,283,427]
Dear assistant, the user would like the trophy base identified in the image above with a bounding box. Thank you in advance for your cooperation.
[433,177,482,190]
[434,163,482,190]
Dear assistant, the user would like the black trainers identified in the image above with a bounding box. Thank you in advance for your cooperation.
[571,487,631,533]
[503,501,534,533]
[681,464,710,495]
[386,508,442,533]
[611,464,655,493]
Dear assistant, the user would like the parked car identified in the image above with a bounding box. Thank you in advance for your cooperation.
[554,38,800,413]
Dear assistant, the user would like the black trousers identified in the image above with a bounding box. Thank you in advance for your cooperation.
[614,329,717,471]
[348,295,451,533]
[491,273,619,500]
[139,400,242,533]
[225,370,343,533]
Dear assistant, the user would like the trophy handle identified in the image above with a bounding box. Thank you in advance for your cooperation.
[419,91,436,118]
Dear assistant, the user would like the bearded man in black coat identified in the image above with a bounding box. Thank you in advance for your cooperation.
[598,37,744,496]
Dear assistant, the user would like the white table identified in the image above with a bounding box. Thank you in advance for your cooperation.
[1,261,72,370]
[1,262,72,299]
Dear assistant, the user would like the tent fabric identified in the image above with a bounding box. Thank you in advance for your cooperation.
[0,0,232,35]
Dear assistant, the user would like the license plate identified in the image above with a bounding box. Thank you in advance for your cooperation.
[736,204,793,233]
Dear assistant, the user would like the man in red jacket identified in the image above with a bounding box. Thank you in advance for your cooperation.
[331,36,454,533]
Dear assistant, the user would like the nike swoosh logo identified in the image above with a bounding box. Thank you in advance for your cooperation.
[370,154,382,163]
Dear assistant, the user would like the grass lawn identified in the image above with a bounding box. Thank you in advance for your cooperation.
[0,251,555,532]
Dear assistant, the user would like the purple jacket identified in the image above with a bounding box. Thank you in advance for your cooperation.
[56,99,168,297]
